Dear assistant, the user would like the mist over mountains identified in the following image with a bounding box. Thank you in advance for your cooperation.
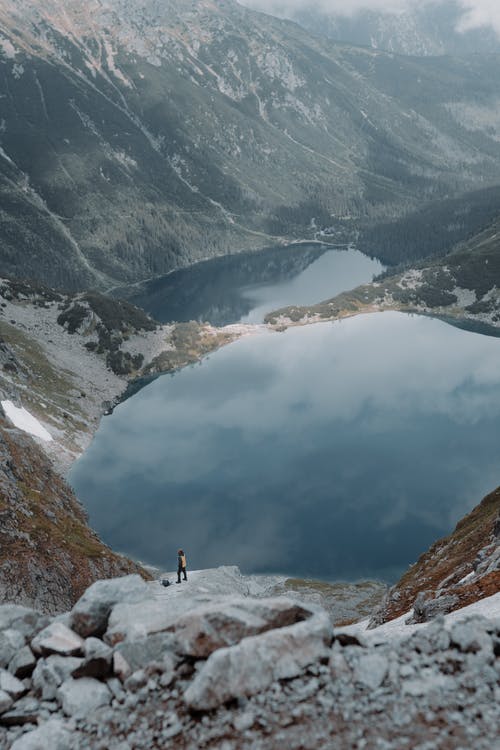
[1,0,500,290]
[242,0,500,56]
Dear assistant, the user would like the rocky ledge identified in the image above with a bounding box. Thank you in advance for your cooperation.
[370,487,500,628]
[0,574,499,749]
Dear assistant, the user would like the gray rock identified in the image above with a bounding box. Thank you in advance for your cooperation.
[0,606,48,640]
[112,651,132,682]
[233,710,255,732]
[124,669,147,692]
[31,623,84,657]
[0,690,13,715]
[113,633,177,677]
[329,647,351,680]
[72,638,112,679]
[401,670,455,697]
[70,576,149,638]
[106,678,125,703]
[161,711,182,740]
[106,595,313,654]
[450,619,493,654]
[406,620,450,654]
[352,652,389,690]
[184,610,332,710]
[32,656,84,701]
[0,630,25,668]
[10,718,72,750]
[8,646,36,679]
[57,677,111,718]
[411,592,459,624]
[0,697,40,726]
[0,670,26,699]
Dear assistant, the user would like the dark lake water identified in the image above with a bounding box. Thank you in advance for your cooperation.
[121,244,383,326]
[70,312,500,582]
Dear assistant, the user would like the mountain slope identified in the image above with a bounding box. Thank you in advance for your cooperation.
[284,1,500,57]
[370,486,500,627]
[265,211,500,332]
[0,414,150,614]
[1,0,500,288]
[0,276,242,470]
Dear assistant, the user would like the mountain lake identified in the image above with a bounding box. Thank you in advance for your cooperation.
[71,248,500,582]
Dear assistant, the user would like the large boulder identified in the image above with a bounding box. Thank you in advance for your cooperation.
[72,638,113,680]
[113,633,177,679]
[32,656,84,701]
[184,609,332,710]
[106,595,312,654]
[69,576,149,638]
[31,622,84,657]
[57,677,111,718]
[410,592,459,624]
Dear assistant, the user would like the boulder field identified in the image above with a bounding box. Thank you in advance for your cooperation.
[0,573,499,749]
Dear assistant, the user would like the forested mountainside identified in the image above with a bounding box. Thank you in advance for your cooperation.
[1,0,500,289]
[281,0,500,57]
[265,210,500,331]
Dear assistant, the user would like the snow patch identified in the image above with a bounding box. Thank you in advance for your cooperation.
[1,400,53,442]
[340,591,500,644]
[458,571,475,585]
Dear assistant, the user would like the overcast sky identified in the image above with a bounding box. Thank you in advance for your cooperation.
[240,0,500,35]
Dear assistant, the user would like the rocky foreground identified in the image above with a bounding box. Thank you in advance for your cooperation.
[0,573,499,750]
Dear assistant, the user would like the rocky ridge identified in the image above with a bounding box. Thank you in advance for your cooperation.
[0,573,498,749]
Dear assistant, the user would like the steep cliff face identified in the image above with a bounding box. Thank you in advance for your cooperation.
[0,415,150,614]
[1,0,500,288]
[370,486,500,627]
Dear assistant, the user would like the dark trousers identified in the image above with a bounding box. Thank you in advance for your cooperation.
[177,566,187,583]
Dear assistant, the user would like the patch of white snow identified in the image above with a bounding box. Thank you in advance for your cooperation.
[339,591,500,644]
[1,400,53,442]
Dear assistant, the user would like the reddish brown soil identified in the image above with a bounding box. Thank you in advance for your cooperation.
[381,487,500,623]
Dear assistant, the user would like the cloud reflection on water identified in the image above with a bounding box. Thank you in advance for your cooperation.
[70,312,500,581]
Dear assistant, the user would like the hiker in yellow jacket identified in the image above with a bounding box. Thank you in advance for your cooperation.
[177,549,187,583]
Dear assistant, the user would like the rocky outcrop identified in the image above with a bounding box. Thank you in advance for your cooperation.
[0,415,150,615]
[369,486,500,628]
[0,576,498,749]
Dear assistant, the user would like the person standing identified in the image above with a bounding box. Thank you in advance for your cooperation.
[177,549,187,583]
